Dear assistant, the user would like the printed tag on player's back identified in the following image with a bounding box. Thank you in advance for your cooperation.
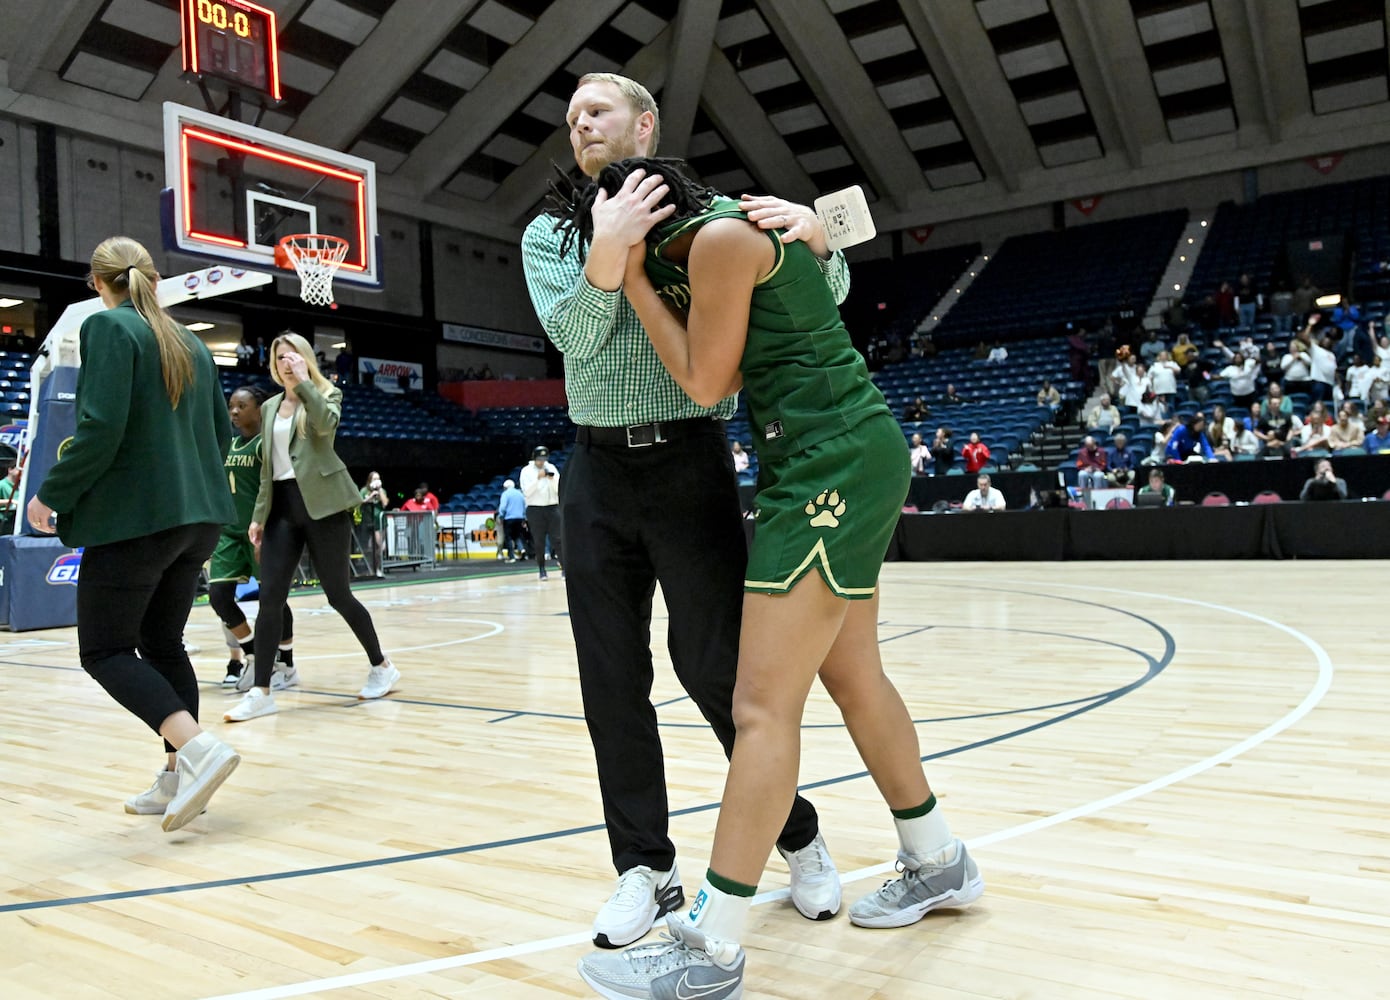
[814,185,876,252]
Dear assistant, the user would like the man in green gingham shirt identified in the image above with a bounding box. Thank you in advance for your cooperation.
[521,71,850,951]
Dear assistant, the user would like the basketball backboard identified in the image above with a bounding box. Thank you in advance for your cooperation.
[161,102,381,289]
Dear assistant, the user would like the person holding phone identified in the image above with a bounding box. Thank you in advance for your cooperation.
[224,333,400,722]
[519,445,561,580]
[359,470,390,577]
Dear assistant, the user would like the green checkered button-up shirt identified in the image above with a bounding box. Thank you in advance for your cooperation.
[521,213,851,427]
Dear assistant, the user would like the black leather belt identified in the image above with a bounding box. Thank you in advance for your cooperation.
[576,417,724,448]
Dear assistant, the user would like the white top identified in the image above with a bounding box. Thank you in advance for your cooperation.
[1220,357,1259,396]
[519,461,560,506]
[1281,348,1312,381]
[272,411,296,481]
[1308,342,1337,386]
[963,487,1006,511]
[1149,360,1179,395]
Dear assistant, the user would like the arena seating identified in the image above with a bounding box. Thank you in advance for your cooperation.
[839,242,981,348]
[0,351,35,419]
[931,209,1188,345]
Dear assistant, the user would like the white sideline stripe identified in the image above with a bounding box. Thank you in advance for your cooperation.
[201,586,1334,1000]
[292,619,504,659]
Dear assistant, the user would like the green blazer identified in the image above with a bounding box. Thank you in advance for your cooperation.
[38,300,235,547]
[252,381,362,524]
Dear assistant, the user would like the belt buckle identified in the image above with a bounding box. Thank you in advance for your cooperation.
[625,423,664,448]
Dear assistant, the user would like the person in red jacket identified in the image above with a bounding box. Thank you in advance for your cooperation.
[961,431,991,473]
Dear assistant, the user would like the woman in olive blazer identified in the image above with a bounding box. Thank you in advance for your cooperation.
[27,235,240,832]
[224,333,399,723]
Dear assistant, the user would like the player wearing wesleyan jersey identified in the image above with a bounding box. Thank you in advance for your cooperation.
[559,159,983,1000]
[209,385,296,691]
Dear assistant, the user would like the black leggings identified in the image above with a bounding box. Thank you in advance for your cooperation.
[77,522,221,753]
[253,480,383,687]
[208,580,294,643]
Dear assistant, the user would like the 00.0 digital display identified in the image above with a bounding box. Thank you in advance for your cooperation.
[180,0,281,101]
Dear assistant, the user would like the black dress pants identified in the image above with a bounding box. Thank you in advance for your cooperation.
[563,423,821,873]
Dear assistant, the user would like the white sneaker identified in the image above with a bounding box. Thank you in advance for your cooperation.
[271,664,300,690]
[592,864,684,949]
[125,769,178,815]
[224,688,278,722]
[234,653,256,693]
[162,732,239,832]
[358,661,400,700]
[221,659,243,687]
[778,832,842,920]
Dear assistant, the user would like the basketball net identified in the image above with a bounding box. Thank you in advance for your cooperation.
[274,234,349,307]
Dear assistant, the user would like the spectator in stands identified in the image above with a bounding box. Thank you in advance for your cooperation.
[1375,329,1390,364]
[334,344,355,385]
[1104,431,1136,485]
[0,462,21,534]
[930,426,954,476]
[907,433,929,477]
[731,440,750,473]
[236,338,255,371]
[1139,330,1165,365]
[498,477,526,562]
[1233,409,1263,457]
[1138,468,1176,506]
[1269,282,1295,334]
[1281,327,1315,397]
[1115,352,1148,408]
[520,446,562,581]
[1214,281,1237,327]
[1259,341,1284,391]
[1291,276,1320,323]
[902,396,929,422]
[1213,338,1260,410]
[1235,274,1259,329]
[1137,390,1167,426]
[1076,436,1107,490]
[940,383,968,406]
[1308,331,1338,404]
[1364,413,1390,454]
[478,364,496,380]
[963,473,1005,512]
[1327,405,1366,454]
[230,332,401,721]
[961,431,991,474]
[1037,379,1062,413]
[1261,381,1293,419]
[402,482,440,512]
[973,341,989,360]
[1182,350,1214,404]
[985,341,1008,365]
[1347,354,1377,409]
[1255,402,1301,457]
[1166,413,1214,463]
[1141,428,1169,467]
[1148,349,1180,403]
[1086,393,1121,433]
[1288,402,1332,458]
[1299,458,1347,502]
[359,471,390,578]
[255,336,268,371]
[1206,403,1235,460]
[1171,332,1198,368]
[1067,325,1094,389]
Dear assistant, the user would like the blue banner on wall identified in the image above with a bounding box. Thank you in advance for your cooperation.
[20,366,79,536]
[0,535,81,631]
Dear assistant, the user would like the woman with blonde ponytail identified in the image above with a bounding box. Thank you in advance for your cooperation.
[26,236,241,832]
[224,332,400,722]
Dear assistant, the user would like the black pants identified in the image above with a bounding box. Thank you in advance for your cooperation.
[563,424,820,873]
[527,504,561,573]
[78,522,221,753]
[207,580,293,643]
[253,480,383,686]
[503,517,526,559]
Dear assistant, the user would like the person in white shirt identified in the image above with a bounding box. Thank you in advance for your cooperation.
[1307,334,1338,404]
[1281,332,1314,396]
[1136,391,1167,426]
[1115,359,1148,408]
[1232,408,1262,457]
[1148,350,1180,402]
[986,342,1008,365]
[963,474,1006,512]
[1086,394,1121,432]
[731,441,750,473]
[1346,356,1377,407]
[907,433,929,476]
[519,445,562,581]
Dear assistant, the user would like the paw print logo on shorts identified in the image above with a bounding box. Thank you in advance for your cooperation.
[806,489,846,528]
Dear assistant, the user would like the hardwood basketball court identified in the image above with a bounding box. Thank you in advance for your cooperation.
[1,561,1385,999]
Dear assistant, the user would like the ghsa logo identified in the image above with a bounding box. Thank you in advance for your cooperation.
[0,421,28,450]
[46,550,83,586]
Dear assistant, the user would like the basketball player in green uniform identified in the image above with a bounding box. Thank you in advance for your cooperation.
[562,159,983,1000]
[209,386,296,691]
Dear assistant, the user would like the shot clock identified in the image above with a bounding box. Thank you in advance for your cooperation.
[180,0,281,101]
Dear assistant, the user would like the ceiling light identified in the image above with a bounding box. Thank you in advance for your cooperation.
[1174,284,1181,291]
[1187,238,1194,244]
[332,342,347,349]
[1179,255,1187,262]
[1200,220,1207,227]
[1315,293,1342,308]
[0,297,23,308]
[187,322,215,332]
[213,354,238,367]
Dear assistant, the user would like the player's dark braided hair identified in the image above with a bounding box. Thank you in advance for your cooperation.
[233,383,272,405]
[547,156,720,262]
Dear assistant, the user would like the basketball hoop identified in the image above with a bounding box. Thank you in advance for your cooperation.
[274,234,349,307]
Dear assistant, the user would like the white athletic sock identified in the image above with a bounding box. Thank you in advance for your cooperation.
[895,803,954,862]
[688,877,752,957]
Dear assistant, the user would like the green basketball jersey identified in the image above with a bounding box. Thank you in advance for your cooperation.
[646,197,890,461]
[225,432,261,531]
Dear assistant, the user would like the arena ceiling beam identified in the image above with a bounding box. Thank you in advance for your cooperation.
[656,0,724,159]
[1216,0,1310,144]
[4,0,107,92]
